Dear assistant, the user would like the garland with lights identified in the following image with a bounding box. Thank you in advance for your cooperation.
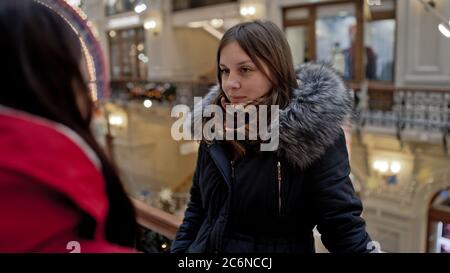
[35,0,110,100]
[128,82,177,103]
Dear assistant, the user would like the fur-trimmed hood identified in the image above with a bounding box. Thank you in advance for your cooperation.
[193,63,353,170]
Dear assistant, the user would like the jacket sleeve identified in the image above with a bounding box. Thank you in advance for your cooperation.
[307,130,372,253]
[170,145,206,253]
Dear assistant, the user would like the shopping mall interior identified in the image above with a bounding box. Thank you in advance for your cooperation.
[55,0,450,253]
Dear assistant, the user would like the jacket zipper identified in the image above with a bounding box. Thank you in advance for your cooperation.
[231,160,235,180]
[214,161,235,253]
[277,161,282,215]
[214,160,234,252]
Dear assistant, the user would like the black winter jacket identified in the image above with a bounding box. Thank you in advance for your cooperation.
[171,64,371,253]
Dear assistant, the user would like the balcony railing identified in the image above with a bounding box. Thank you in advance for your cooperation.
[132,198,182,240]
[133,198,183,253]
[172,0,238,11]
[351,82,450,145]
[110,80,215,107]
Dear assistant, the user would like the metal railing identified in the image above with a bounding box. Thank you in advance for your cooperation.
[132,198,182,240]
[172,0,237,11]
[352,82,450,146]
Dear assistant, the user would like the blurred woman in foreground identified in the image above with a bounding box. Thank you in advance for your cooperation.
[0,0,137,252]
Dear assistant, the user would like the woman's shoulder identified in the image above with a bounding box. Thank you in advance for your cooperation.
[0,108,101,172]
[0,108,107,220]
[278,63,353,171]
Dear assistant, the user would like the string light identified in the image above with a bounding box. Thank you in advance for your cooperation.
[438,23,450,37]
[417,0,450,38]
[143,99,152,108]
[80,37,98,101]
[34,0,108,101]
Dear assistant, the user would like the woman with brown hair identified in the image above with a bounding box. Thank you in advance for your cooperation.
[171,20,372,253]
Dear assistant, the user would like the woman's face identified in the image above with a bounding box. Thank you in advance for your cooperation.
[219,41,273,104]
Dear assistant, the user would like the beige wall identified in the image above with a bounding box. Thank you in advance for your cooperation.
[350,131,450,252]
[173,27,220,81]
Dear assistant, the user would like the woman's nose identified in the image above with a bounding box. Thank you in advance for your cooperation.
[226,75,240,90]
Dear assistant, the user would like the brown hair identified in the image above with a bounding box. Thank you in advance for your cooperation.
[0,0,137,247]
[211,20,298,159]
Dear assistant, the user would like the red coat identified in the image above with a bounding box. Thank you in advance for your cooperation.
[0,106,135,253]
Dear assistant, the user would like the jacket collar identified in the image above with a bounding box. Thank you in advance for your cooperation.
[0,104,101,170]
[195,63,353,170]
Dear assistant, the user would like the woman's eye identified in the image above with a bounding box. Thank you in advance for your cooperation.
[240,67,252,73]
[220,69,229,75]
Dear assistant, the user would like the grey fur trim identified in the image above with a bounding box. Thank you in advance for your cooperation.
[278,63,353,169]
[193,63,353,170]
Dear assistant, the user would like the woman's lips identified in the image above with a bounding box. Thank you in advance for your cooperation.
[229,96,247,103]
